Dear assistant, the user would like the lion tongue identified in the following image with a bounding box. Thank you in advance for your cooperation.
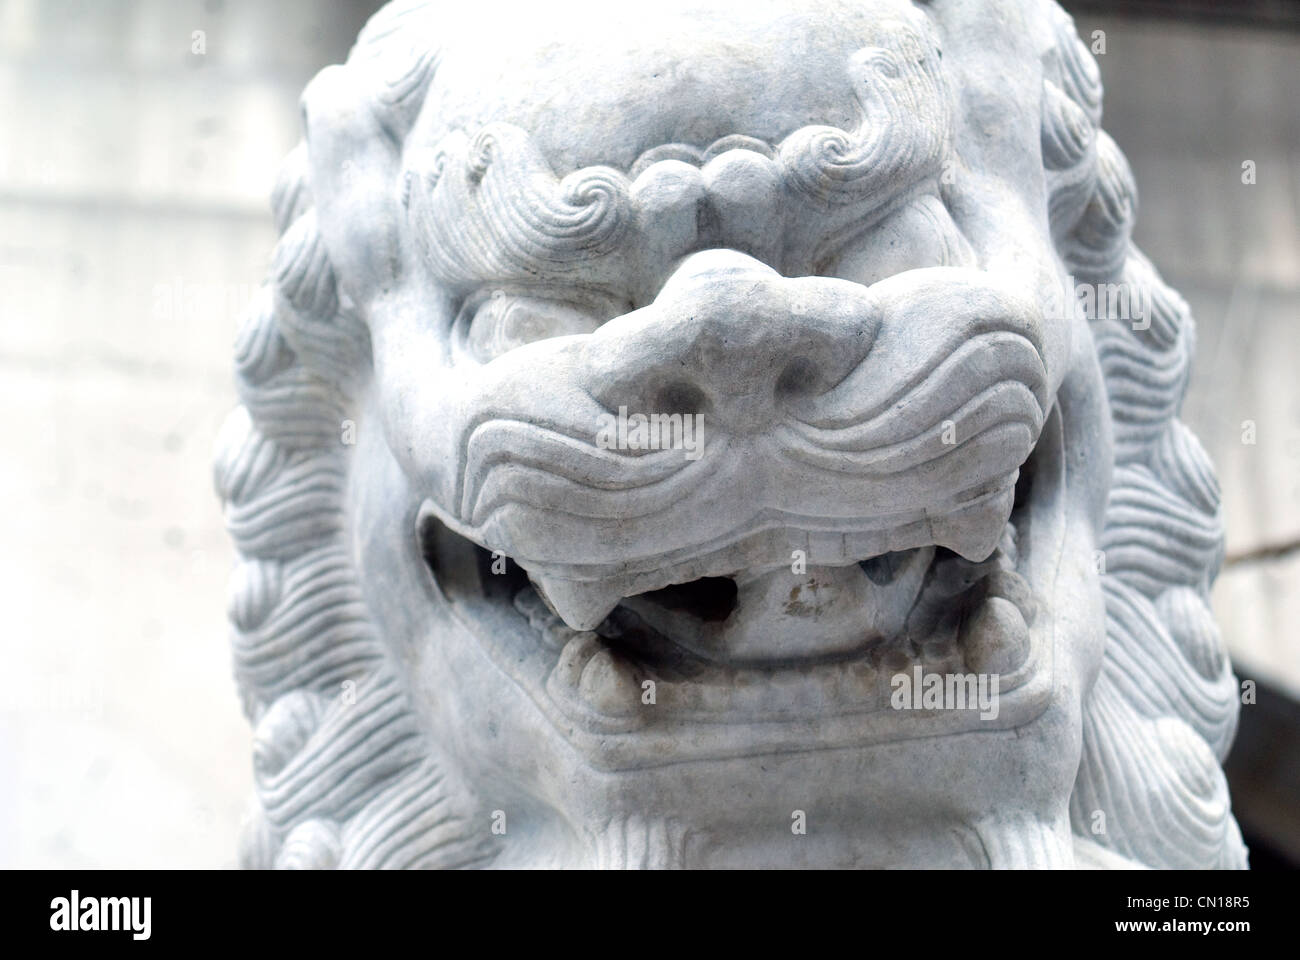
[603,550,930,664]
[530,574,622,632]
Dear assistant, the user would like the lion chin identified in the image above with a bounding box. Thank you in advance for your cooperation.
[218,0,1248,869]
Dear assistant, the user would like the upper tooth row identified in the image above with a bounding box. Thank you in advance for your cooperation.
[520,491,1019,633]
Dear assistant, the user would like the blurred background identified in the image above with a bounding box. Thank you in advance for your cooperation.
[0,0,1295,868]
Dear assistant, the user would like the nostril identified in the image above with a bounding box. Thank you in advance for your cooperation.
[775,356,820,398]
[653,380,709,417]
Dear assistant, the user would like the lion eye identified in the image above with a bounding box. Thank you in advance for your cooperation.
[825,194,975,286]
[465,293,603,362]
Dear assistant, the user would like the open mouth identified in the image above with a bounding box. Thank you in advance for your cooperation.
[417,409,1064,769]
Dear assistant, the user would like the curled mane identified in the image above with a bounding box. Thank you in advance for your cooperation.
[215,0,489,869]
[1038,4,1245,867]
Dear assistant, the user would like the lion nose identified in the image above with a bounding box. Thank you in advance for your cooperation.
[581,249,880,434]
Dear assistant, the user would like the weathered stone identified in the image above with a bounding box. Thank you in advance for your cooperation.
[216,0,1246,868]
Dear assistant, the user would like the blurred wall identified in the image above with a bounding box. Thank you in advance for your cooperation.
[0,0,375,868]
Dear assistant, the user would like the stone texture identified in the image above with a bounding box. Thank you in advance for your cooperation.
[1077,12,1300,699]
[6,0,1285,872]
[215,0,1248,868]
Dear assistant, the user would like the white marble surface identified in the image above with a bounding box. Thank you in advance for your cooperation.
[214,0,1245,867]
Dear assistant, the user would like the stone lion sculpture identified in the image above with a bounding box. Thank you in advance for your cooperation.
[214,0,1247,868]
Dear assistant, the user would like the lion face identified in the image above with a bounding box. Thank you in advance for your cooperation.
[222,0,1245,868]
[336,0,1106,866]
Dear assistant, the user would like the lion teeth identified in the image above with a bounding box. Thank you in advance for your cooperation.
[959,596,1029,674]
[998,521,1019,568]
[930,489,1015,562]
[983,568,1036,624]
[931,519,1001,563]
[530,575,622,631]
[551,630,604,692]
[514,511,1039,720]
[578,648,641,716]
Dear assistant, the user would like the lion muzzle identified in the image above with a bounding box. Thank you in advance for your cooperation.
[414,250,1048,630]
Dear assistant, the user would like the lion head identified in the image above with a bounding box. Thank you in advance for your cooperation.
[215,0,1246,868]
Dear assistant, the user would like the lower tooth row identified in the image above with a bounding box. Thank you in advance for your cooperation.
[548,631,895,720]
[534,549,1034,720]
[548,631,605,701]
